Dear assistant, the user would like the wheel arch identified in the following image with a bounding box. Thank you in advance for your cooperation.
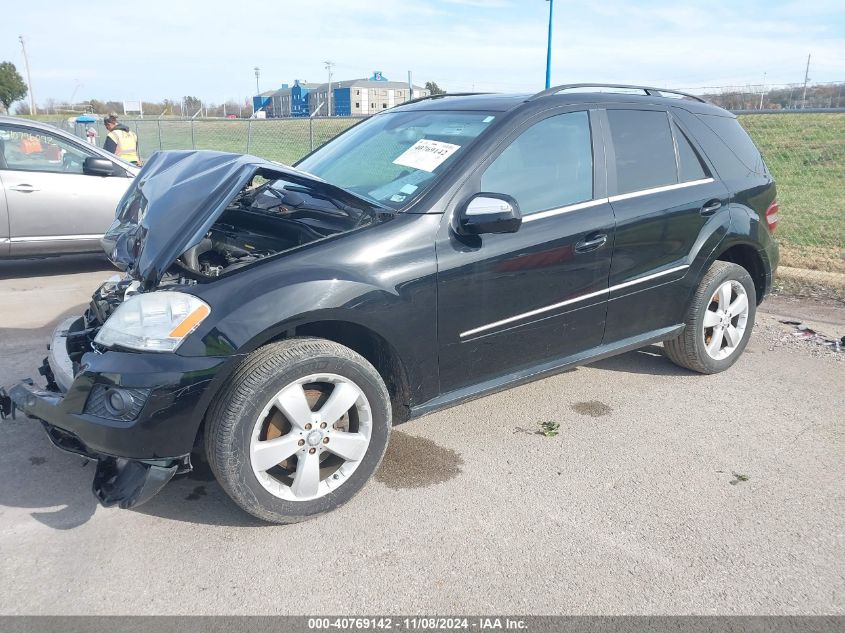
[713,241,767,303]
[192,317,414,454]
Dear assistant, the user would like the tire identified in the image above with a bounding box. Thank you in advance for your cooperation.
[205,337,391,524]
[664,261,756,374]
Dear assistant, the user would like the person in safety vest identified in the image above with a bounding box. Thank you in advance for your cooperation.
[103,113,141,165]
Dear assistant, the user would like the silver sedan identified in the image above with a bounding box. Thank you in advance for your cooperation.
[0,116,140,258]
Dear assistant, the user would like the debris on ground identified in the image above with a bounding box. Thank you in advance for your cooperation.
[779,320,843,352]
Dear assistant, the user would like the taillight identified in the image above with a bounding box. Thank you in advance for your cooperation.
[765,199,779,233]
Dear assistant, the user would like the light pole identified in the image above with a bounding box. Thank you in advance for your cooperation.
[324,61,334,116]
[254,66,260,95]
[19,36,36,115]
[545,0,554,89]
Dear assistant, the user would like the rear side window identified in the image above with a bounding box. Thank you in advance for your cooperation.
[697,114,766,174]
[606,110,677,194]
[481,111,593,216]
[673,122,708,182]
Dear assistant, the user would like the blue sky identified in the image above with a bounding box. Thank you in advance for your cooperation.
[2,0,843,106]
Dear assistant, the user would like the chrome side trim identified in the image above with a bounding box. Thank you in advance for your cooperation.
[10,234,104,243]
[518,178,715,223]
[0,237,10,244]
[522,198,607,222]
[607,178,714,203]
[459,264,689,338]
[460,287,609,338]
[608,264,689,291]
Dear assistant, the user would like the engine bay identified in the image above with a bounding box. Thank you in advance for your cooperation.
[173,175,378,279]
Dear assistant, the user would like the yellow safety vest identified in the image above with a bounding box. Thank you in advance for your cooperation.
[108,129,140,164]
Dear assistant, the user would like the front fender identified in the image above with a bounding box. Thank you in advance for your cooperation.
[173,212,441,423]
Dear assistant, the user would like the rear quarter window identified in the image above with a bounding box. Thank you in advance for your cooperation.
[672,108,761,182]
[696,114,767,175]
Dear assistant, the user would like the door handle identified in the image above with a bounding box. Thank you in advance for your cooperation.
[9,184,39,193]
[700,199,722,216]
[575,233,608,253]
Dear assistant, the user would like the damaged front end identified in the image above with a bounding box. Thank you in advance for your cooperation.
[4,150,391,510]
[101,150,392,288]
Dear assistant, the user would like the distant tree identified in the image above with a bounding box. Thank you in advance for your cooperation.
[14,101,30,115]
[88,99,108,114]
[183,96,202,116]
[425,81,446,95]
[142,101,164,115]
[0,61,28,113]
[161,99,177,116]
[224,100,241,117]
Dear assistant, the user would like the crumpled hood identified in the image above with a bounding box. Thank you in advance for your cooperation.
[101,150,376,287]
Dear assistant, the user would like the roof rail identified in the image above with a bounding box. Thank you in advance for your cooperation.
[531,83,706,103]
[398,92,492,107]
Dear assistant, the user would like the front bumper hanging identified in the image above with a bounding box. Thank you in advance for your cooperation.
[1,315,203,509]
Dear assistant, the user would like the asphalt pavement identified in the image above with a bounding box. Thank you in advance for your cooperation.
[0,254,842,615]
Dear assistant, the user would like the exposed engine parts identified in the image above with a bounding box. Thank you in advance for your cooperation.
[175,178,374,278]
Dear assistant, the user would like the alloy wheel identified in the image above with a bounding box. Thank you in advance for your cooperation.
[702,280,750,361]
[249,373,373,501]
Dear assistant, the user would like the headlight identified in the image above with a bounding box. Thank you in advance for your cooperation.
[94,291,211,352]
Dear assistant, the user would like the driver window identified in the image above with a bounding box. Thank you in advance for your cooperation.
[481,111,593,216]
[0,124,91,174]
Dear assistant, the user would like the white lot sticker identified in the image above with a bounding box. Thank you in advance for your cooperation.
[393,139,461,173]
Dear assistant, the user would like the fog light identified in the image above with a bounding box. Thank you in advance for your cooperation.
[84,384,150,421]
[105,389,133,416]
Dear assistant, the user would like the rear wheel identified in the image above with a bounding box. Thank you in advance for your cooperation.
[205,338,391,523]
[664,261,756,374]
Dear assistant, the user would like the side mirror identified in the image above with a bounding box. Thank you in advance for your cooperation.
[458,193,522,235]
[83,156,117,177]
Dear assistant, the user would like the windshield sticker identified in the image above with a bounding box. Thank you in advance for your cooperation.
[400,183,419,194]
[392,139,461,173]
[483,115,495,123]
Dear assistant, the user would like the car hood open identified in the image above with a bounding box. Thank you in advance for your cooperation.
[101,150,381,288]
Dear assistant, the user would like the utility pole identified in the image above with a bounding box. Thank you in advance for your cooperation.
[545,0,554,89]
[323,61,334,116]
[801,53,811,109]
[18,36,36,115]
[408,70,413,100]
[254,66,260,95]
[759,72,766,110]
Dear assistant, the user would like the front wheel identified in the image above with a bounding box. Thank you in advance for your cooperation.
[205,338,391,524]
[664,261,756,374]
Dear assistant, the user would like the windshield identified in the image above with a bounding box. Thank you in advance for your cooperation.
[296,110,497,210]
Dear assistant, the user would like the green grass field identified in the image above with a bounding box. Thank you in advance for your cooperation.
[737,113,845,273]
[27,112,845,273]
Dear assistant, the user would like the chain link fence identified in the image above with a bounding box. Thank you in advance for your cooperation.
[62,116,363,165]
[36,110,845,297]
[736,111,845,297]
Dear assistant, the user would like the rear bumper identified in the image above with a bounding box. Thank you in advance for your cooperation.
[5,316,238,507]
[761,239,779,300]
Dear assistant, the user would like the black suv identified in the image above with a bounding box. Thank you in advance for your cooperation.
[4,84,779,523]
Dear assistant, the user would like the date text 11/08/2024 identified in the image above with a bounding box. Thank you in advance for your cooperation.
[307,617,528,630]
